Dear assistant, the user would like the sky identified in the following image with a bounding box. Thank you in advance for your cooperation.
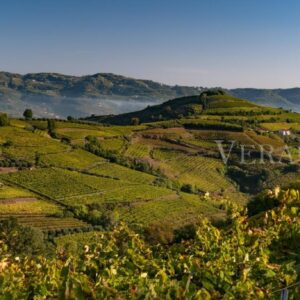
[1,0,300,88]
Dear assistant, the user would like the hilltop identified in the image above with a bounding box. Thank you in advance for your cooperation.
[84,90,270,125]
[1,71,300,118]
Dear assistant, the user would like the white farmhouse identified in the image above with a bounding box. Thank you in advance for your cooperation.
[278,129,291,136]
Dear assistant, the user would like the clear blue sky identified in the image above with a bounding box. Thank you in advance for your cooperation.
[1,0,300,88]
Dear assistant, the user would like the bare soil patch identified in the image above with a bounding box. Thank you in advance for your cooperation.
[0,197,37,204]
[0,167,19,174]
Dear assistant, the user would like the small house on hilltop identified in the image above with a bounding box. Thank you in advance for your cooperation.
[278,129,291,136]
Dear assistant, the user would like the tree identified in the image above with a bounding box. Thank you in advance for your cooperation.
[0,113,9,126]
[67,116,74,121]
[181,183,195,193]
[0,218,47,256]
[131,117,140,125]
[35,152,41,166]
[23,109,33,120]
[61,136,71,144]
[47,119,56,137]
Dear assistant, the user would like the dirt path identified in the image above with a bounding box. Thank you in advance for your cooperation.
[0,197,37,204]
[0,167,19,174]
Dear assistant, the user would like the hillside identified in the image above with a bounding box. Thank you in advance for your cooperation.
[2,71,300,119]
[230,87,300,111]
[0,91,299,232]
[1,92,300,297]
[84,90,273,125]
[0,71,201,118]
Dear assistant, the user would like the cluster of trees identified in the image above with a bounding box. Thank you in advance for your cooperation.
[183,121,243,132]
[0,218,47,256]
[206,109,283,116]
[0,158,32,168]
[0,189,300,298]
[46,225,96,241]
[0,113,9,127]
[70,203,119,228]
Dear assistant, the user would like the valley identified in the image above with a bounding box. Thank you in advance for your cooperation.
[1,90,300,298]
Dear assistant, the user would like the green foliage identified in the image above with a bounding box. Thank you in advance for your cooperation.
[47,119,56,137]
[180,183,195,193]
[131,117,140,125]
[0,200,300,299]
[23,108,33,120]
[0,113,9,126]
[182,120,243,131]
[0,218,47,256]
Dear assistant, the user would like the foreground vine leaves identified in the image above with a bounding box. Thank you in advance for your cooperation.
[0,189,300,299]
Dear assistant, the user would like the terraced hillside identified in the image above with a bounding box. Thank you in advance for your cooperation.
[0,90,300,243]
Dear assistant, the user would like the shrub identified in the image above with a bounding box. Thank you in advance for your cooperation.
[0,113,9,126]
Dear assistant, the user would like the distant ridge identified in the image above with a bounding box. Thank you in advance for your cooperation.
[0,71,300,118]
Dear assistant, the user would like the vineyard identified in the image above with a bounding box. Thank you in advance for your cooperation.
[152,149,233,191]
[118,193,225,227]
[0,185,34,199]
[0,199,61,215]
[56,127,116,139]
[98,138,126,152]
[190,129,255,145]
[87,162,155,184]
[62,184,176,205]
[55,231,102,250]
[0,215,89,231]
[1,91,300,299]
[124,141,151,158]
[1,193,300,299]
[260,121,300,132]
[0,127,69,163]
[39,148,107,170]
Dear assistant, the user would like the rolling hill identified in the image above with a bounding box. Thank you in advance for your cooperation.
[0,71,201,118]
[1,91,300,298]
[84,90,274,125]
[2,71,300,118]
